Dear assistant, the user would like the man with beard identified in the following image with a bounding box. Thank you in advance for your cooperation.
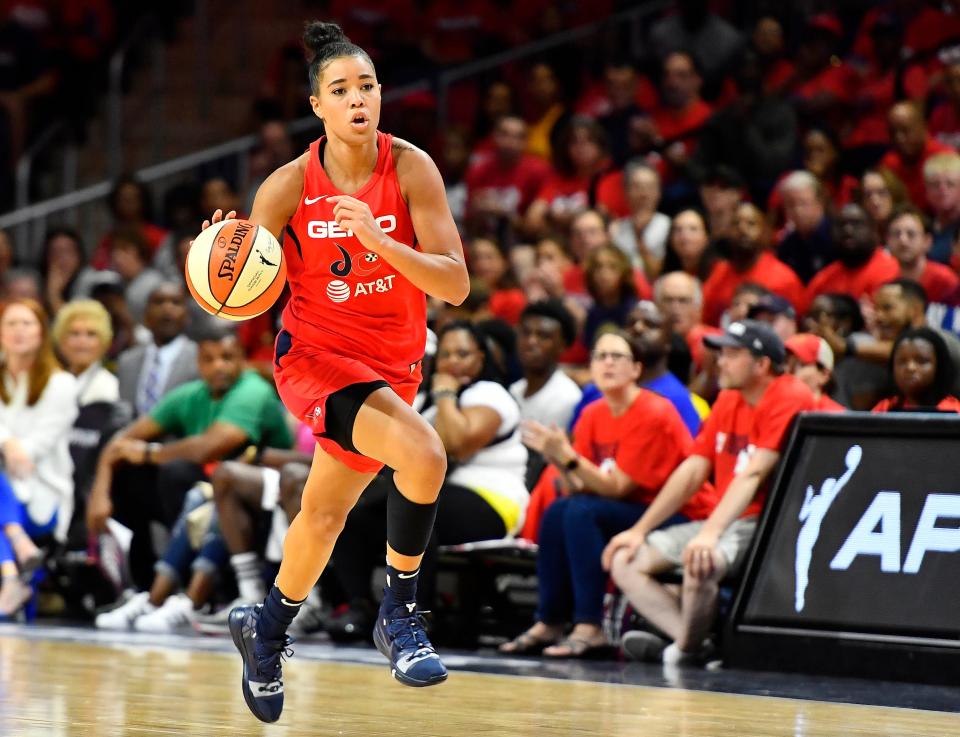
[701,202,804,325]
[804,203,900,312]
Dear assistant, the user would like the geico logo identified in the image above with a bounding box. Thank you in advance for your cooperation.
[308,215,397,239]
[829,492,960,574]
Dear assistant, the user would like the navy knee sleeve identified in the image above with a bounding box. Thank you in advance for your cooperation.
[386,478,439,557]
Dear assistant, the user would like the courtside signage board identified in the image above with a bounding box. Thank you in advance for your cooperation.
[727,413,960,682]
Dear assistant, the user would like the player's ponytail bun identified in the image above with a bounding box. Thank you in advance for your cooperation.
[303,20,375,92]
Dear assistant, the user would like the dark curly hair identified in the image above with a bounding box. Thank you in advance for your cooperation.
[303,21,375,94]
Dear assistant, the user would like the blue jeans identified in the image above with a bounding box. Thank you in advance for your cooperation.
[536,494,687,626]
[155,485,228,587]
[0,472,56,565]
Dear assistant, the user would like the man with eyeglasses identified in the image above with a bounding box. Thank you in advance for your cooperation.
[602,320,814,666]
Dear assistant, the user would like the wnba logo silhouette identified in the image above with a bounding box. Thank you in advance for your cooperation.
[794,445,862,613]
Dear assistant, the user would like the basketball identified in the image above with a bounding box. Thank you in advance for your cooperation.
[184,219,286,321]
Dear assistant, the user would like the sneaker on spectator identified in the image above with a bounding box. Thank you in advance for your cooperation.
[288,598,327,638]
[134,594,198,633]
[194,597,254,636]
[662,639,716,667]
[621,630,669,662]
[95,591,155,630]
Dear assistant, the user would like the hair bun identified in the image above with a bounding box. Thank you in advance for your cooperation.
[303,21,347,57]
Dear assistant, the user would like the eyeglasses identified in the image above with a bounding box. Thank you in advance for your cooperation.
[591,350,634,363]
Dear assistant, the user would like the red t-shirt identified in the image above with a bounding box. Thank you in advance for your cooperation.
[813,394,846,413]
[465,154,551,218]
[488,288,526,325]
[650,99,713,142]
[691,375,815,518]
[282,131,427,382]
[845,65,927,149]
[879,137,956,212]
[535,173,591,217]
[701,252,805,326]
[913,260,960,304]
[594,169,630,218]
[929,102,960,152]
[572,389,711,517]
[872,396,960,413]
[804,249,901,314]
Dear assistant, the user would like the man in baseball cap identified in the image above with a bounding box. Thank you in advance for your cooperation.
[605,318,814,666]
[785,334,845,412]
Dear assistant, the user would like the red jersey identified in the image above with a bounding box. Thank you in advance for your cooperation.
[691,375,814,518]
[464,153,550,218]
[282,132,427,381]
[872,396,960,413]
[879,137,956,212]
[813,394,845,413]
[701,252,805,326]
[572,388,712,517]
[913,260,960,305]
[803,249,900,314]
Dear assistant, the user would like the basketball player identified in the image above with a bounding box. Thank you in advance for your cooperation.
[197,21,468,723]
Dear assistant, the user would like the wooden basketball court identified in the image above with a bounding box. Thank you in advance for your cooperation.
[2,630,957,736]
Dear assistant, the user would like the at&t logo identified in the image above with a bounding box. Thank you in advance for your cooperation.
[326,275,396,303]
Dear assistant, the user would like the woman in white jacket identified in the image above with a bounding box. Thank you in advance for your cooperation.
[0,299,77,616]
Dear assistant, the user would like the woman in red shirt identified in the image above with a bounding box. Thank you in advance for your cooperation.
[498,330,705,658]
[872,328,960,413]
[469,237,526,325]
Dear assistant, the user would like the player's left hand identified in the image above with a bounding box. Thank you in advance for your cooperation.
[329,195,387,252]
[682,530,721,580]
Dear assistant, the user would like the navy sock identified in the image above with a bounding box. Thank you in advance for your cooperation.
[382,563,419,610]
[256,584,304,642]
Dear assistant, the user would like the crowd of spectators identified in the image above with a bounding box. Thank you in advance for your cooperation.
[3,0,960,669]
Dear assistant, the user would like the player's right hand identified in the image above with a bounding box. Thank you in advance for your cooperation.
[601,528,645,572]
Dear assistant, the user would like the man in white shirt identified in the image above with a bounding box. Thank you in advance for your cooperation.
[510,299,582,431]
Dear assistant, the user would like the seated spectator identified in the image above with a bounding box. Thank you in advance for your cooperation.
[524,62,569,163]
[804,204,900,312]
[117,283,199,418]
[53,299,119,406]
[110,227,166,325]
[88,275,139,361]
[880,101,955,212]
[929,63,960,151]
[647,51,713,180]
[500,330,707,658]
[509,300,582,430]
[752,16,792,93]
[872,327,960,413]
[748,293,798,342]
[702,202,804,326]
[922,153,960,263]
[647,0,743,97]
[654,271,718,376]
[609,161,670,278]
[86,328,293,588]
[327,322,528,628]
[887,206,959,305]
[470,80,519,164]
[802,127,858,210]
[823,279,927,409]
[0,299,79,616]
[782,14,853,126]
[525,117,609,238]
[605,320,814,665]
[698,166,745,244]
[581,246,639,350]
[200,177,243,221]
[859,168,909,241]
[595,62,654,169]
[243,120,294,214]
[776,171,834,283]
[662,209,718,284]
[785,334,845,412]
[39,228,100,315]
[469,237,526,325]
[465,115,550,238]
[92,176,170,269]
[562,210,652,303]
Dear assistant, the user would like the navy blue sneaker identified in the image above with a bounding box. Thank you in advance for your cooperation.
[228,604,293,723]
[373,601,448,687]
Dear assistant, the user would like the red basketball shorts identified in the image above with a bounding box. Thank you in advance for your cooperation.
[273,329,421,473]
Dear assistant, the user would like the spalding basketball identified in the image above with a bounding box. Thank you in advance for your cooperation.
[185,219,286,321]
